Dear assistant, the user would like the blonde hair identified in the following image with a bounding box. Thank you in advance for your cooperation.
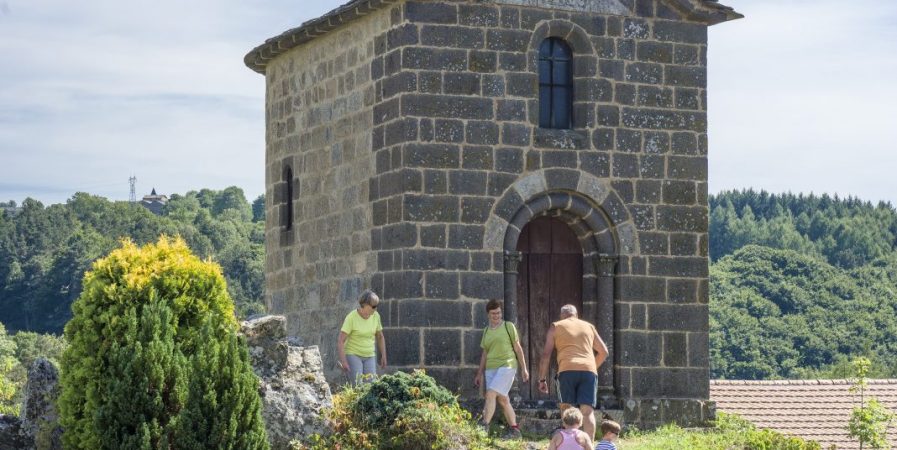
[562,407,583,427]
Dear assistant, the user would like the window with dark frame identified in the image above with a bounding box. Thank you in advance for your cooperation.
[282,165,293,231]
[538,38,574,129]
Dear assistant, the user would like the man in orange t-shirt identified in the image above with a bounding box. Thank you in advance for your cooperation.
[538,304,608,440]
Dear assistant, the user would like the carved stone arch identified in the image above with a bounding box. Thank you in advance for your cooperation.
[529,19,596,56]
[484,169,637,255]
[488,169,633,404]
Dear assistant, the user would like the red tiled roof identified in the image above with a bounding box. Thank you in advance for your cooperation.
[710,379,897,450]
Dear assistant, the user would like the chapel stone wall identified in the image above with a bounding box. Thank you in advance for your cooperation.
[264,6,395,379]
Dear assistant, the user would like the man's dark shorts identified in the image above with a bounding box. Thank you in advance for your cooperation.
[556,370,598,407]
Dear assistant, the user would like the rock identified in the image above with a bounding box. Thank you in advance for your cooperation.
[0,359,63,450]
[244,315,290,374]
[21,358,62,450]
[20,359,62,450]
[241,315,333,450]
[0,415,26,450]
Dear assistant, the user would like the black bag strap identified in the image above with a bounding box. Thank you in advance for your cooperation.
[482,321,515,346]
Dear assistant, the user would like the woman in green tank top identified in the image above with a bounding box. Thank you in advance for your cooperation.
[473,299,529,438]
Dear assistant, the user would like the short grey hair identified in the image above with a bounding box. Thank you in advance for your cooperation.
[358,290,380,307]
[560,304,578,318]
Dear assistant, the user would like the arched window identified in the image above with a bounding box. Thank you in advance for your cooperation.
[538,38,573,129]
[282,165,293,231]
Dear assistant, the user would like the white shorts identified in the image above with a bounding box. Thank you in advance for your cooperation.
[485,367,516,397]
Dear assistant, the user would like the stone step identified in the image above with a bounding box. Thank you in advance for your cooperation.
[515,408,625,435]
[518,416,562,436]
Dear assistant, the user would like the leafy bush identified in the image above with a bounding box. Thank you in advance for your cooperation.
[0,322,25,415]
[720,414,822,450]
[847,357,895,449]
[623,413,821,450]
[0,354,21,416]
[298,370,514,450]
[11,331,66,369]
[58,237,269,450]
[354,369,456,428]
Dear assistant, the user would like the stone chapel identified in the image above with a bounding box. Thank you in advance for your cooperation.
[246,0,741,427]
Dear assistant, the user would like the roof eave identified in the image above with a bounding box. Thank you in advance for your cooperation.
[666,0,743,25]
[244,0,392,75]
[244,0,742,75]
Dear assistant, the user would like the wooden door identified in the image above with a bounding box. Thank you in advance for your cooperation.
[516,216,583,400]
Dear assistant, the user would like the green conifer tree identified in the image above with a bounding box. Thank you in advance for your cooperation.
[58,237,269,450]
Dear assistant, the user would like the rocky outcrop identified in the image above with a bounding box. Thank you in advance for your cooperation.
[0,358,62,450]
[20,359,62,450]
[241,315,332,450]
[0,415,26,450]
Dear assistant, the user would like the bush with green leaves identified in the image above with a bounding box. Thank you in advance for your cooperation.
[58,237,269,450]
[0,354,20,416]
[354,369,456,428]
[300,370,511,450]
[623,413,821,450]
[0,322,24,416]
[847,357,895,449]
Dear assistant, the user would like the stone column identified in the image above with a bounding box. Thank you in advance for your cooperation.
[503,251,523,323]
[596,253,618,405]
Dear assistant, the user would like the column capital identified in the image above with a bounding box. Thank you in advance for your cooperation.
[503,251,523,273]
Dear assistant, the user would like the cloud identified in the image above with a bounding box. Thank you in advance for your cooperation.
[0,0,345,204]
[1,0,895,206]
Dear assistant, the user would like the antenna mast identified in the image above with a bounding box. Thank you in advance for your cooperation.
[129,176,137,203]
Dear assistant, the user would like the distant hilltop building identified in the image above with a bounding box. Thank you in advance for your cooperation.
[246,0,741,428]
[140,188,168,215]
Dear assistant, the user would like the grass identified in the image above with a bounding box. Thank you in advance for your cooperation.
[508,413,824,450]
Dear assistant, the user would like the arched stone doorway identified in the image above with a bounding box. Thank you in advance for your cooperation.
[501,190,621,405]
[516,216,583,400]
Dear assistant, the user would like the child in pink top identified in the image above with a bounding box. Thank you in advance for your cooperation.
[548,407,593,450]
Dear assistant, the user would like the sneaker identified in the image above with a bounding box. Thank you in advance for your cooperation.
[476,419,489,433]
[504,426,522,440]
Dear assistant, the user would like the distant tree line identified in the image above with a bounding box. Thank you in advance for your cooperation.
[0,188,266,334]
[4,187,897,382]
[710,190,897,268]
[710,190,897,379]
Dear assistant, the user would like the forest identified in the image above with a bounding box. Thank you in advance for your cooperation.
[709,190,897,379]
[0,187,266,334]
[2,188,897,381]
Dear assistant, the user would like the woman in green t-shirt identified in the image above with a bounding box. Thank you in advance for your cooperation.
[337,290,387,385]
[474,299,529,438]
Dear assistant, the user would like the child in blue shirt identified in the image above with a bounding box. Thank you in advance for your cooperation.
[595,419,621,450]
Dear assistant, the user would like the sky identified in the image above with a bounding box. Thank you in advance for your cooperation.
[0,0,895,206]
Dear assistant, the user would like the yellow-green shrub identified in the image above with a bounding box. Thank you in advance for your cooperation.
[58,237,268,450]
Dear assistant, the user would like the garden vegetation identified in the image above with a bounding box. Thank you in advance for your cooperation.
[298,370,526,450]
[58,237,268,450]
